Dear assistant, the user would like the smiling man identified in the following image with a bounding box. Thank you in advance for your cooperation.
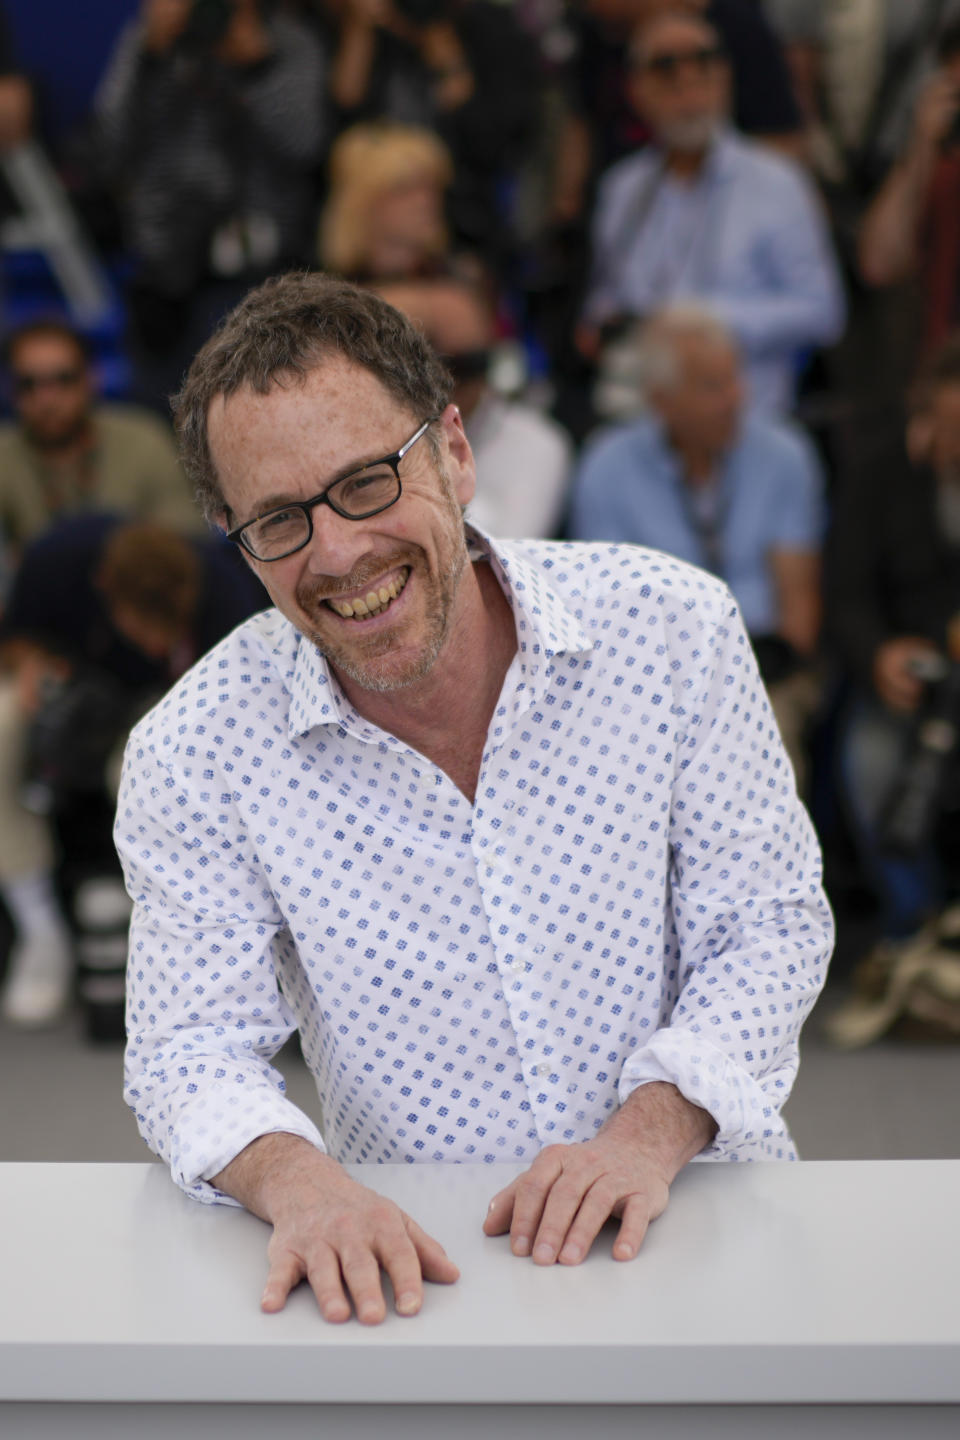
[116,272,832,1327]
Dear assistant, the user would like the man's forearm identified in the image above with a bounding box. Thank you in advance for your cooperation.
[209,1131,337,1224]
[859,145,936,286]
[606,1081,717,1182]
[771,549,822,658]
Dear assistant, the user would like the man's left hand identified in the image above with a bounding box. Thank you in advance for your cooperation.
[483,1140,670,1265]
[482,1081,717,1265]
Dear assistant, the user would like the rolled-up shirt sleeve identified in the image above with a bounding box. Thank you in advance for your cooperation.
[116,737,326,1205]
[618,588,833,1160]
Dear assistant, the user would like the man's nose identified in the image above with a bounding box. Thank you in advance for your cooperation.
[302,501,375,578]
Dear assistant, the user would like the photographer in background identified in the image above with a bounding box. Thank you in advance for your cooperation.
[317,0,540,271]
[859,18,960,359]
[94,0,328,412]
[826,334,960,952]
[0,515,266,1032]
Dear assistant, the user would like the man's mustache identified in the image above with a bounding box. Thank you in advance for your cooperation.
[295,550,415,608]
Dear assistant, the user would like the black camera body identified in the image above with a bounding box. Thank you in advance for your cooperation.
[181,0,234,52]
[879,658,960,855]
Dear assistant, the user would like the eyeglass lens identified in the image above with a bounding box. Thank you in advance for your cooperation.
[243,465,401,559]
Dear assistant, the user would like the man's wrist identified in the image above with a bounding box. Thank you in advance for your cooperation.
[209,1131,332,1222]
[606,1081,717,1183]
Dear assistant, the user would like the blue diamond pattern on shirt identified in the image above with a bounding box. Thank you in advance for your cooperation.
[116,534,833,1203]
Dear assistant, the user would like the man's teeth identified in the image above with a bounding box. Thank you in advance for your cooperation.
[328,572,406,619]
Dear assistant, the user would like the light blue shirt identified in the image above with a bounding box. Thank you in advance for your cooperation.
[583,130,846,413]
[568,411,825,637]
[116,534,831,1201]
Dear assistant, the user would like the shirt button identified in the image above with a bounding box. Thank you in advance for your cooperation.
[510,958,526,974]
[535,1062,550,1078]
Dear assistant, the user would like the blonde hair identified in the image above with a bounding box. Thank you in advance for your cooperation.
[319,122,453,278]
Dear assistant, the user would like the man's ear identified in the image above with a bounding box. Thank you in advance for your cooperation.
[439,403,476,507]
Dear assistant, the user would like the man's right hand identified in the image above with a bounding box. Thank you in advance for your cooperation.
[873,636,940,713]
[211,1134,459,1324]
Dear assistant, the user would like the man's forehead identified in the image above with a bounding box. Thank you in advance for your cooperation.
[209,357,403,432]
[206,357,424,497]
[11,334,86,370]
[634,14,718,58]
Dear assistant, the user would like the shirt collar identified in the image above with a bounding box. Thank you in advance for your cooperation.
[284,524,594,740]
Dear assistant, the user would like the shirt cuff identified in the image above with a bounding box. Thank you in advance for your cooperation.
[618,1027,798,1162]
[171,1087,327,1205]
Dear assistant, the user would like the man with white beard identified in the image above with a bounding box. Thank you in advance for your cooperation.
[579,8,845,415]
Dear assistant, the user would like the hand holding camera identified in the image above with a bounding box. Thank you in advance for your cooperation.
[141,0,270,67]
[873,636,942,713]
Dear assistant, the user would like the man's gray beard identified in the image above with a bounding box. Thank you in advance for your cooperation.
[658,114,721,155]
[302,518,469,694]
[307,611,446,694]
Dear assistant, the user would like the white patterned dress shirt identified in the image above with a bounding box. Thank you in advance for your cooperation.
[116,534,833,1203]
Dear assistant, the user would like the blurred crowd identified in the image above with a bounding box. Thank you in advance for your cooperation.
[1,0,960,1045]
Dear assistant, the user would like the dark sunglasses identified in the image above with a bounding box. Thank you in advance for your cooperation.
[13,368,84,395]
[637,45,726,80]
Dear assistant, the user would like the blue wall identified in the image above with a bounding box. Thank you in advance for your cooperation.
[6,0,138,143]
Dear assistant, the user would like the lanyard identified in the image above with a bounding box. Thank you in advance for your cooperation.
[611,152,718,301]
[675,469,730,580]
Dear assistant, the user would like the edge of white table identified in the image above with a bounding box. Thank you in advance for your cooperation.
[2,1159,959,1437]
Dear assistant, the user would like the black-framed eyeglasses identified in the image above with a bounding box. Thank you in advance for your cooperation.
[636,45,726,81]
[227,417,435,562]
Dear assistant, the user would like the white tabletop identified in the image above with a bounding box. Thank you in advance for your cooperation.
[1,1159,958,1405]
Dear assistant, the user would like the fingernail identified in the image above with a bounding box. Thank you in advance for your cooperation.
[488,1200,497,1213]
[614,1242,635,1261]
[512,1234,531,1256]
[559,1242,581,1264]
[533,1243,555,1264]
[396,1292,420,1316]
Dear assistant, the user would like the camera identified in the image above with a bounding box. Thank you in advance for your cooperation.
[181,0,234,51]
[879,659,960,855]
